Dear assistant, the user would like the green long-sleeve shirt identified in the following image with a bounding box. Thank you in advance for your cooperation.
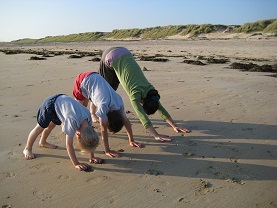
[111,53,171,129]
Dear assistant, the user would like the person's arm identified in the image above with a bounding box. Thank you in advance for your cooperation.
[99,118,120,157]
[131,99,172,141]
[89,102,99,123]
[146,125,172,142]
[65,135,90,171]
[158,102,191,133]
[122,112,142,148]
[165,117,191,133]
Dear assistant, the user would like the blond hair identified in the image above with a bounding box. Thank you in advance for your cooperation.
[78,126,99,153]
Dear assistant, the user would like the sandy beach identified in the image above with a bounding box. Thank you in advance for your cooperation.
[0,38,277,208]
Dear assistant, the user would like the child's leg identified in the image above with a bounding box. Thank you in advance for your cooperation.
[90,102,99,123]
[39,121,57,148]
[23,123,44,159]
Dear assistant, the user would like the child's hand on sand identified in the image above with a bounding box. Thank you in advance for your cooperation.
[154,134,172,142]
[129,141,142,148]
[105,150,120,158]
[23,149,36,159]
[89,157,103,164]
[173,126,191,133]
[75,163,90,171]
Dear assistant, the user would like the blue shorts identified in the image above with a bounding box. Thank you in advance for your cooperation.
[37,94,64,128]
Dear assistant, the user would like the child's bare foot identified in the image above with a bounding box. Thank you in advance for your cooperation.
[23,149,36,160]
[39,142,57,149]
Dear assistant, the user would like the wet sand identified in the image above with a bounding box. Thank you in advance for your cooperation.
[0,39,277,208]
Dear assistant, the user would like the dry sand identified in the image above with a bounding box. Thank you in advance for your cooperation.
[0,39,277,208]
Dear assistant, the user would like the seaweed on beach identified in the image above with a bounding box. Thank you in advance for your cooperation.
[267,73,277,78]
[207,58,229,64]
[68,54,84,59]
[183,59,206,65]
[29,56,46,60]
[0,48,102,57]
[139,56,169,62]
[88,57,101,62]
[229,62,277,72]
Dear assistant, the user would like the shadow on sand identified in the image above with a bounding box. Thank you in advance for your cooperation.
[35,119,277,181]
[93,119,277,181]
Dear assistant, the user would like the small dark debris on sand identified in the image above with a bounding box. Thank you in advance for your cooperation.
[139,56,169,62]
[145,169,164,176]
[43,54,54,57]
[183,152,194,157]
[183,59,205,65]
[197,56,229,64]
[153,58,169,62]
[88,57,101,62]
[207,58,229,64]
[29,56,46,60]
[268,73,277,78]
[198,179,212,189]
[68,54,84,59]
[227,177,245,185]
[142,66,149,71]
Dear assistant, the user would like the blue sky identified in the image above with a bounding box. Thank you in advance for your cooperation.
[0,0,276,42]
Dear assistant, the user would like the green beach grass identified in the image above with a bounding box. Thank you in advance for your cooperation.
[7,18,277,44]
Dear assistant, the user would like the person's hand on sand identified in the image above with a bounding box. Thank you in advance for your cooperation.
[75,163,90,171]
[129,141,142,148]
[154,134,172,142]
[23,149,36,159]
[173,126,191,133]
[89,157,103,164]
[105,150,120,158]
[130,141,142,148]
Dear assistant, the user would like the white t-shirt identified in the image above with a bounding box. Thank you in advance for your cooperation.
[81,73,124,122]
[54,95,92,138]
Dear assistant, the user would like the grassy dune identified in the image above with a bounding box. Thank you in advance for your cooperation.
[8,18,277,44]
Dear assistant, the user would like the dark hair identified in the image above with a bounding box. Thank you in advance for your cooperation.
[142,89,160,115]
[107,110,124,133]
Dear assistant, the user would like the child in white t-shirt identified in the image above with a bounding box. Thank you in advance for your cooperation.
[23,94,100,171]
[73,72,142,158]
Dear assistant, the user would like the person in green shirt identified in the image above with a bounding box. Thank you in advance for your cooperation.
[99,47,191,142]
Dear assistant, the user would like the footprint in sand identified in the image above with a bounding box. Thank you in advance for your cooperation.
[5,172,16,178]
[57,175,70,180]
[29,162,46,170]
[145,169,164,176]
[2,205,12,208]
[86,176,109,184]
[177,179,219,205]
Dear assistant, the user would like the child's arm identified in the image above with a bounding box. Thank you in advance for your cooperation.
[122,113,142,148]
[99,118,120,158]
[66,135,90,171]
